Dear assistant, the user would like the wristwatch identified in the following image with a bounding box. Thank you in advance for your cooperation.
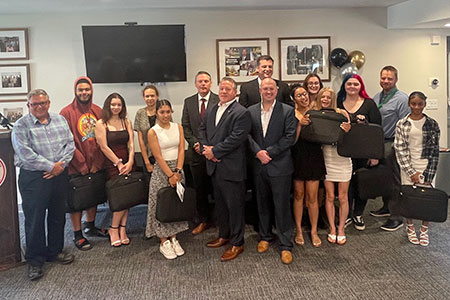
[174,168,182,174]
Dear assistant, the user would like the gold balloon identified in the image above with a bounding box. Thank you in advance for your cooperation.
[348,50,366,69]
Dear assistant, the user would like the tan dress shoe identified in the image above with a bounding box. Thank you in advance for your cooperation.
[281,250,293,264]
[192,223,208,235]
[206,237,229,248]
[257,240,270,253]
[220,245,244,262]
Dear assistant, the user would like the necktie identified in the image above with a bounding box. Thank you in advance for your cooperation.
[200,98,206,119]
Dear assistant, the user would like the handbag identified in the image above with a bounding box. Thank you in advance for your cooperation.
[300,109,347,144]
[155,185,196,222]
[337,123,384,159]
[67,170,107,212]
[106,172,148,212]
[398,185,448,222]
[355,165,393,199]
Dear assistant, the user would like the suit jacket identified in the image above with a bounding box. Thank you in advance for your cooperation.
[248,101,297,177]
[182,92,219,164]
[239,78,293,108]
[198,100,251,181]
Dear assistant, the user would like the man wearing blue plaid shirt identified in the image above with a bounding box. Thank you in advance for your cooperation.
[12,89,76,281]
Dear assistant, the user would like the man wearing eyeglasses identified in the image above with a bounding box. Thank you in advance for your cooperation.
[12,89,75,281]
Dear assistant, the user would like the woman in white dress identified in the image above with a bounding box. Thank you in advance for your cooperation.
[394,91,440,246]
[146,99,189,259]
[316,87,352,245]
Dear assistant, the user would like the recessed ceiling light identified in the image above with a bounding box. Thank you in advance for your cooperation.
[445,23,450,27]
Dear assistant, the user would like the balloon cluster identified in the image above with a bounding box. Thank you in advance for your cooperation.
[330,48,365,78]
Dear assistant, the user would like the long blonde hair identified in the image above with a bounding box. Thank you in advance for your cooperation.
[316,87,337,110]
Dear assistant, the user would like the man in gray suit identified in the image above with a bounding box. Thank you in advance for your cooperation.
[198,77,251,262]
[182,71,219,235]
[248,78,297,264]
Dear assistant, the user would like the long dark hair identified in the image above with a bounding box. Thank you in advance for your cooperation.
[101,92,127,122]
[156,99,173,112]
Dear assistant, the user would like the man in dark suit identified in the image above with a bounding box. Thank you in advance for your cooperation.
[239,55,293,108]
[248,78,297,264]
[198,77,251,262]
[239,55,293,232]
[182,71,219,235]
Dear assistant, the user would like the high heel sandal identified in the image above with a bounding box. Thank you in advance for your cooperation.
[419,225,429,247]
[109,226,121,247]
[119,224,130,246]
[406,223,419,245]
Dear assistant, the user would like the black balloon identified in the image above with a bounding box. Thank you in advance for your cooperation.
[330,48,348,68]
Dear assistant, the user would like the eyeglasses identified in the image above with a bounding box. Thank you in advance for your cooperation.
[295,92,308,98]
[308,82,320,86]
[28,101,49,108]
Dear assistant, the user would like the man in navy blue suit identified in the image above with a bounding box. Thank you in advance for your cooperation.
[247,78,298,264]
[198,77,251,262]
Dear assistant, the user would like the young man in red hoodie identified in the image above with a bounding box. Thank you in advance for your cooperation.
[60,77,107,250]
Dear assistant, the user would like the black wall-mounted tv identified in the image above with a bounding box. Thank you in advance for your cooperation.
[82,25,186,83]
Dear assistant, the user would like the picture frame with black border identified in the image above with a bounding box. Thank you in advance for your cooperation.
[278,36,330,83]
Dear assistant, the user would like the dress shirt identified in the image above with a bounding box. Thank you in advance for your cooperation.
[373,89,409,139]
[261,100,276,137]
[198,92,211,114]
[12,112,75,172]
[215,99,236,126]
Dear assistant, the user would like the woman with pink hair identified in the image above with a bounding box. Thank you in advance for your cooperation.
[337,74,381,231]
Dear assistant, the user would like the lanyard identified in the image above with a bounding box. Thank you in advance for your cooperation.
[377,88,397,109]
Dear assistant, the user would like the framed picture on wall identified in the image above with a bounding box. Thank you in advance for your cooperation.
[0,28,29,60]
[278,36,330,83]
[0,99,27,124]
[216,38,269,84]
[0,64,30,96]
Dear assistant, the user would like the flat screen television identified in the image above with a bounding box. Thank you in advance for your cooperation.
[82,25,186,83]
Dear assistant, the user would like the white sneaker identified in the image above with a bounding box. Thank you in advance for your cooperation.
[171,238,185,256]
[160,240,177,260]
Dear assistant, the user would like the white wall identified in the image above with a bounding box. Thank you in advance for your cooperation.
[0,7,449,147]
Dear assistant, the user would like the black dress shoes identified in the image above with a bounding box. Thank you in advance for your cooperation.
[28,265,43,281]
[47,251,75,265]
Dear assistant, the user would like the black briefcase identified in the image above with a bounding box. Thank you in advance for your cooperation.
[106,172,148,212]
[337,123,384,159]
[398,185,448,222]
[155,186,196,222]
[67,170,107,212]
[300,109,347,144]
[355,165,393,199]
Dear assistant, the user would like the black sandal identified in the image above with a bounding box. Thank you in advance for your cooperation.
[73,237,93,251]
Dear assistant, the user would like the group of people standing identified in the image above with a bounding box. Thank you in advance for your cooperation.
[11,55,440,281]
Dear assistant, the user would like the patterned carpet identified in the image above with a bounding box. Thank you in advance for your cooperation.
[1,199,450,300]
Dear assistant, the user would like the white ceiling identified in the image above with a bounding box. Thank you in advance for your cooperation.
[0,0,408,14]
[0,0,449,29]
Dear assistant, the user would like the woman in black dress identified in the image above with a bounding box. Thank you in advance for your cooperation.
[95,93,135,247]
[292,85,326,247]
[337,74,381,231]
